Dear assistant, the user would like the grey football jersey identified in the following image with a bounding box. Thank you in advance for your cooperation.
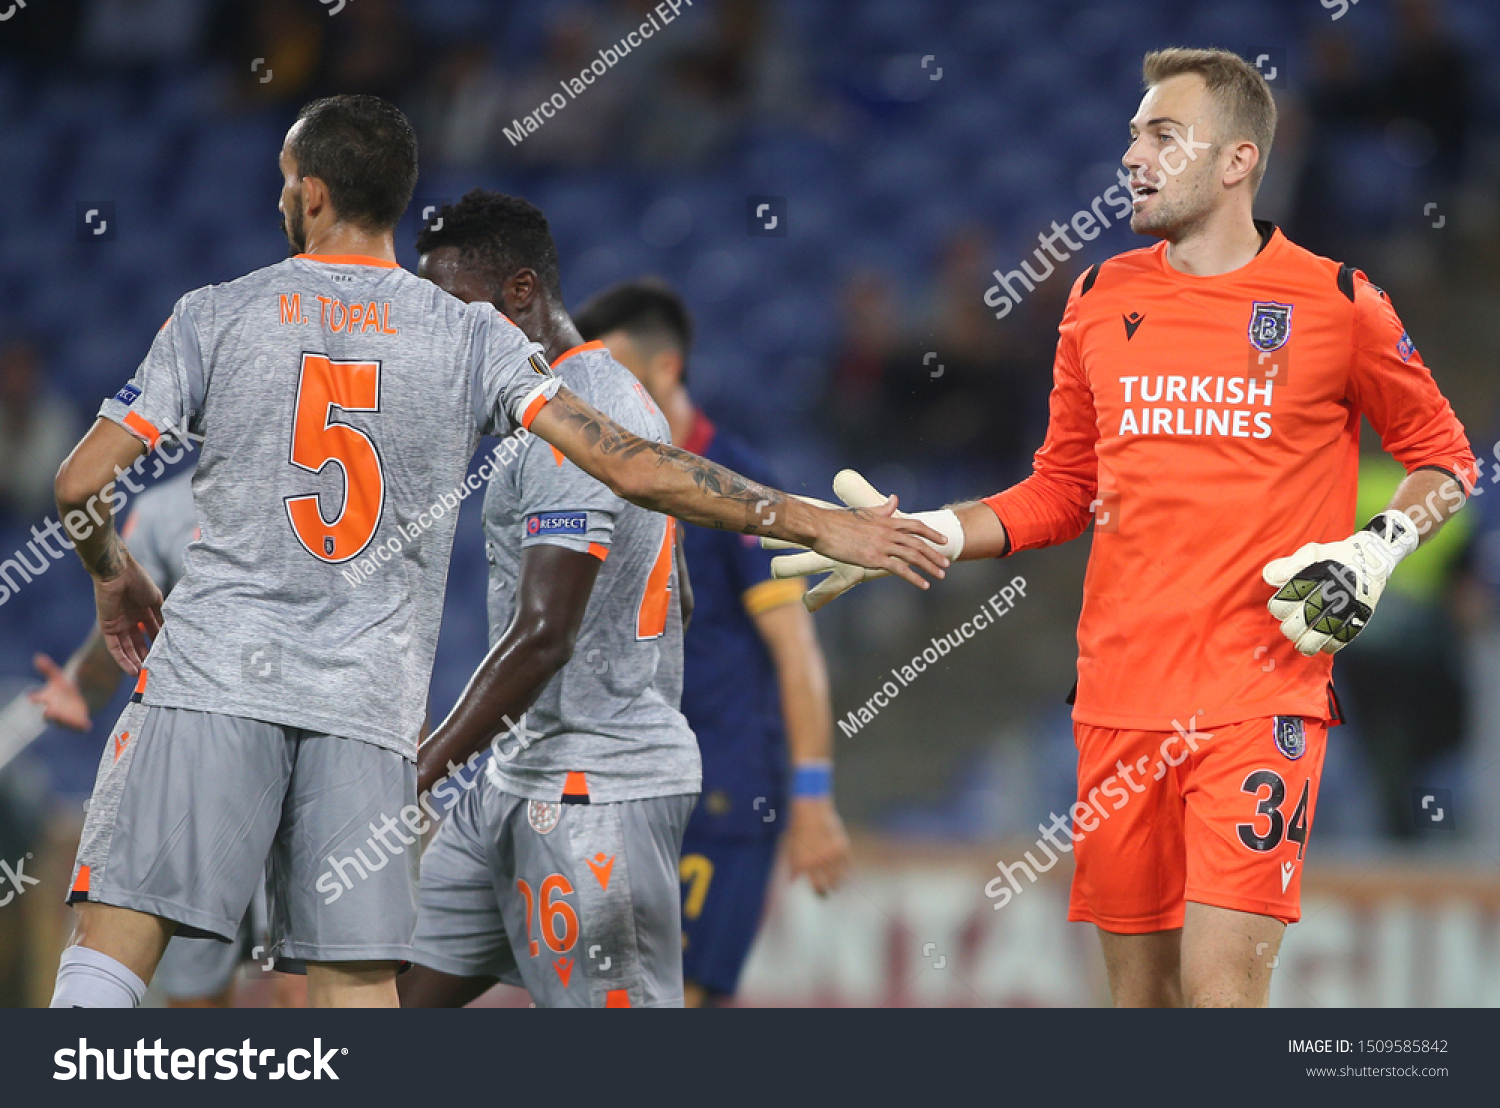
[98,255,559,760]
[483,343,700,804]
[121,470,198,596]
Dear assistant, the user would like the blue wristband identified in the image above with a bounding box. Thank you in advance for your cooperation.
[791,763,833,798]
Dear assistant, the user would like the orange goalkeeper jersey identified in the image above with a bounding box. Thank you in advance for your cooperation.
[984,223,1474,731]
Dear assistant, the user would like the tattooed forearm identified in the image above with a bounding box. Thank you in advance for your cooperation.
[639,441,786,532]
[544,388,804,538]
[83,530,127,580]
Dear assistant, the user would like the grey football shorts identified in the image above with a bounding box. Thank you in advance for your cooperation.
[152,916,250,1001]
[151,878,269,1001]
[70,698,417,966]
[411,772,695,1008]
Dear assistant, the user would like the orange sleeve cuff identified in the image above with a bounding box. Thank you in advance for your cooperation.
[1415,453,1479,496]
[520,390,550,430]
[122,411,161,449]
[981,480,1093,555]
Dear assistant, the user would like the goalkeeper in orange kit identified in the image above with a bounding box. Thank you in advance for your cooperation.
[772,48,1474,1007]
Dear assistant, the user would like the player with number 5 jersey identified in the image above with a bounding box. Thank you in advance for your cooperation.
[48,96,952,1011]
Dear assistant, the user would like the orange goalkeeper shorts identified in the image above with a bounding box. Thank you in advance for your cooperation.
[1067,715,1328,932]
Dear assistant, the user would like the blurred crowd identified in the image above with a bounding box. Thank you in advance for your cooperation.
[0,0,810,169]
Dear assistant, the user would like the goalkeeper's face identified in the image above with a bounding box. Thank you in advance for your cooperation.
[1124,74,1225,240]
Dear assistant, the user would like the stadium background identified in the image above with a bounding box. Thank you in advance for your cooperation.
[1,0,1498,1006]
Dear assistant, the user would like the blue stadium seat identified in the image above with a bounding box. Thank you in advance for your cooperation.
[33,80,130,134]
[0,126,61,215]
[70,125,179,199]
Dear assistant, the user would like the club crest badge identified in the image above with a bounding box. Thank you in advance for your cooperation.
[1248,301,1293,353]
[527,799,561,835]
[1273,716,1305,760]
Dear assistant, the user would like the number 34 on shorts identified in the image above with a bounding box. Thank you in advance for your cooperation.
[1190,715,1327,914]
[1068,715,1329,931]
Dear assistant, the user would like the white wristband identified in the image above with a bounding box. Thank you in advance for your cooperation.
[911,508,965,560]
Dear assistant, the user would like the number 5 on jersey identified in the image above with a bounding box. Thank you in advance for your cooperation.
[285,353,386,563]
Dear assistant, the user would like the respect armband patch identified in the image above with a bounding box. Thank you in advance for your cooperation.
[115,383,142,407]
[525,512,588,537]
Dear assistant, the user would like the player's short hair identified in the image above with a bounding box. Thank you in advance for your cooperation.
[415,189,563,299]
[1142,48,1277,190]
[290,95,418,233]
[574,280,693,382]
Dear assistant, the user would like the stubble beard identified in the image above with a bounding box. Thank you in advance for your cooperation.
[283,195,307,256]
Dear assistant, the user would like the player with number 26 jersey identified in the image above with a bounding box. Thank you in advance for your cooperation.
[413,340,698,1007]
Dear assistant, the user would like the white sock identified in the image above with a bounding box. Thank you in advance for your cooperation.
[50,946,148,1008]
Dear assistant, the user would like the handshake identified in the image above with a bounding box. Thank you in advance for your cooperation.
[776,470,1422,660]
[763,470,966,612]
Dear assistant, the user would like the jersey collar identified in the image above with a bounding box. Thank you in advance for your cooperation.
[1154,221,1285,283]
[1253,218,1276,254]
[294,253,401,269]
[550,339,605,368]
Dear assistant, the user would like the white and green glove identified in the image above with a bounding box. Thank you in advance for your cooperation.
[1262,509,1420,656]
[763,470,964,612]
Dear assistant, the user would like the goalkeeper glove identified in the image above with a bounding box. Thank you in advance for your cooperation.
[1262,509,1420,656]
[763,470,964,612]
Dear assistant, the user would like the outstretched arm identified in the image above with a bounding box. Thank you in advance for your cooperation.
[526,388,949,589]
[417,544,600,795]
[949,502,1011,561]
[765,274,1096,602]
